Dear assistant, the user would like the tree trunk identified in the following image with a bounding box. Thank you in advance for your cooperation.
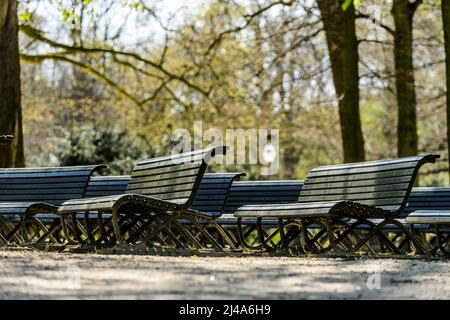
[0,0,24,167]
[442,1,450,183]
[392,0,420,158]
[317,0,365,163]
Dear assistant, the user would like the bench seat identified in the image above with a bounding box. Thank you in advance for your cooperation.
[229,154,439,254]
[233,201,341,218]
[0,202,58,215]
[56,146,229,248]
[406,211,450,224]
[58,193,217,221]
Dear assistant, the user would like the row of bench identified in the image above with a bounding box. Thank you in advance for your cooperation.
[63,174,450,254]
[0,145,449,256]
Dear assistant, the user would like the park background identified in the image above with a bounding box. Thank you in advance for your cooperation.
[1,0,448,185]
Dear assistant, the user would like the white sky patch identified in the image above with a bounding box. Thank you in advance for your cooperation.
[21,0,208,48]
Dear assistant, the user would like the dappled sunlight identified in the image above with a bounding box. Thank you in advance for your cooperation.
[1,252,450,299]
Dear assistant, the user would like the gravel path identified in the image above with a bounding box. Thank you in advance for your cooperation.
[0,250,449,299]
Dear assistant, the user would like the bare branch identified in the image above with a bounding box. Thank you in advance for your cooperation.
[19,24,211,101]
[20,53,144,109]
[355,12,394,35]
[204,0,294,55]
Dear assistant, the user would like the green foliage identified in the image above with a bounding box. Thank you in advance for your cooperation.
[61,8,75,21]
[54,126,148,175]
[18,10,32,23]
[342,0,361,10]
[130,1,144,12]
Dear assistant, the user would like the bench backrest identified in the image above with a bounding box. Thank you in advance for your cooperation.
[403,187,450,216]
[224,180,304,213]
[85,175,130,197]
[0,165,105,205]
[85,171,243,216]
[298,154,439,213]
[191,172,244,216]
[125,146,227,207]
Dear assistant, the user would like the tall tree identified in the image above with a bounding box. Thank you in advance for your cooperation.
[0,0,24,167]
[317,0,365,163]
[443,0,450,183]
[392,0,422,158]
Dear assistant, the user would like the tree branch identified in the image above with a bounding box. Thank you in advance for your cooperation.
[409,0,423,15]
[355,12,394,35]
[20,53,144,110]
[19,24,211,101]
[204,0,294,55]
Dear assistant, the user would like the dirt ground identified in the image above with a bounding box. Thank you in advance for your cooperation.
[0,249,449,299]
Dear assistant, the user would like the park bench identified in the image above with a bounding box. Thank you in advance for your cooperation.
[28,175,131,246]
[218,182,450,254]
[188,172,245,248]
[57,146,232,250]
[334,188,450,254]
[85,172,245,214]
[84,175,130,197]
[220,180,413,253]
[405,187,450,255]
[84,172,245,212]
[67,172,244,249]
[231,155,439,255]
[0,165,105,245]
[219,180,304,249]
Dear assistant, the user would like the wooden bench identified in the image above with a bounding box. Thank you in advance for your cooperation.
[84,175,130,197]
[192,172,245,216]
[218,180,304,249]
[0,165,105,244]
[405,187,450,255]
[218,182,449,253]
[84,172,245,216]
[232,155,439,254]
[57,146,229,250]
[72,172,244,248]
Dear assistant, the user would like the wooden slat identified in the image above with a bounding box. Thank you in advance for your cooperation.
[0,188,89,195]
[131,163,201,178]
[128,176,197,189]
[298,191,407,203]
[307,161,419,178]
[136,146,225,166]
[406,210,450,224]
[0,182,87,190]
[224,180,304,214]
[299,183,410,196]
[0,165,102,173]
[0,177,90,184]
[301,177,412,190]
[310,156,426,172]
[229,155,437,219]
[122,146,227,205]
[304,169,415,185]
[0,165,104,213]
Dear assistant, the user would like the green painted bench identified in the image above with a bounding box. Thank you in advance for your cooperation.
[0,165,105,244]
[57,146,229,250]
[232,155,439,254]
